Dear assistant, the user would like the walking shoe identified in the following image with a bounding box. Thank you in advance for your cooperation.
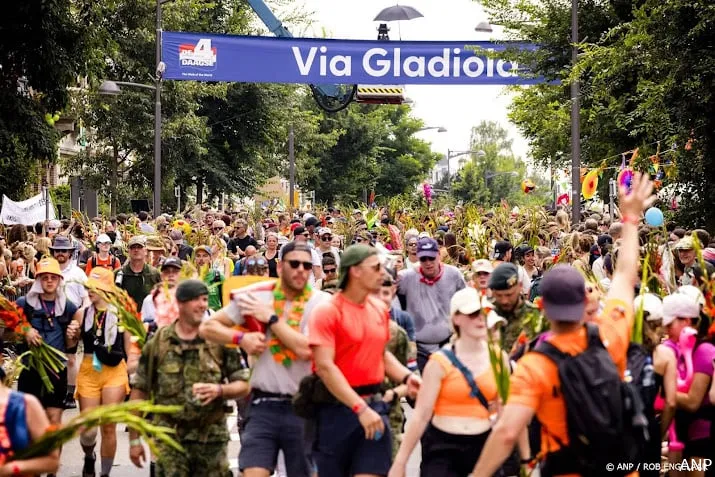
[83,452,96,477]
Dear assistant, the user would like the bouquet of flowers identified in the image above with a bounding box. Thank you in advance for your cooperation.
[14,401,182,460]
[0,297,66,393]
[86,285,147,349]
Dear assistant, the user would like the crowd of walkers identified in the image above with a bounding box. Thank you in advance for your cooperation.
[0,172,713,477]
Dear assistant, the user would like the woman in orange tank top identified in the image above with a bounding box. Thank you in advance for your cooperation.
[388,287,531,477]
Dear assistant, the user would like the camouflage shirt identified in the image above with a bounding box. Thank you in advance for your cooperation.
[132,322,247,443]
[495,299,544,352]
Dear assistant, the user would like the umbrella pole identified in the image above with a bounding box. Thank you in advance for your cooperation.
[398,20,402,40]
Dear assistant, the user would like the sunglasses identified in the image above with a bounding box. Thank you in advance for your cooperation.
[321,235,332,241]
[52,250,71,254]
[213,227,224,231]
[302,232,310,237]
[419,256,436,262]
[324,268,337,274]
[247,258,267,267]
[288,260,313,271]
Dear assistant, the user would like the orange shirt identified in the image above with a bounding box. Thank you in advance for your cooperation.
[85,254,120,275]
[507,298,634,477]
[430,351,497,419]
[309,293,390,388]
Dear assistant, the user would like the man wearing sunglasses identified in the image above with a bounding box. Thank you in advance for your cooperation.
[309,245,421,477]
[201,241,330,477]
[397,237,466,373]
[279,226,323,285]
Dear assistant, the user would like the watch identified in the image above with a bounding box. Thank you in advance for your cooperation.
[267,314,280,327]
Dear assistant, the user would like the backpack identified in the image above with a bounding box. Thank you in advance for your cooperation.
[91,254,117,270]
[534,323,650,477]
[626,343,658,411]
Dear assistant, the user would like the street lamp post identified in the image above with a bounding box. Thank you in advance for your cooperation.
[417,126,448,133]
[570,0,581,225]
[485,171,518,180]
[446,149,485,178]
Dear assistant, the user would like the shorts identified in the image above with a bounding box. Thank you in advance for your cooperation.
[76,356,130,399]
[238,399,312,477]
[18,366,67,410]
[314,400,392,477]
[420,423,491,477]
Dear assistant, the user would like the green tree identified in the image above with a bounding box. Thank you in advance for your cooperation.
[0,1,89,199]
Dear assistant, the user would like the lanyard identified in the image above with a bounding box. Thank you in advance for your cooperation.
[40,300,55,328]
[94,309,107,338]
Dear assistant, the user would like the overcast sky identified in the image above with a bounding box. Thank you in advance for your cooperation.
[296,0,529,167]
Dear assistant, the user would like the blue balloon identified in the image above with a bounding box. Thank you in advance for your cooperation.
[645,207,664,227]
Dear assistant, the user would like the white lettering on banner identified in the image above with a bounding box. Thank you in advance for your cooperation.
[179,39,217,67]
[293,45,519,79]
[1,193,56,225]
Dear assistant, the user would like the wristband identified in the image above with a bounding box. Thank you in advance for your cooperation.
[11,464,20,476]
[217,384,223,397]
[401,373,412,385]
[232,331,244,346]
[129,438,142,447]
[351,400,367,415]
[621,215,639,225]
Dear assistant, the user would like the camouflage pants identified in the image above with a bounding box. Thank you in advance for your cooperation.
[388,401,404,459]
[156,441,231,477]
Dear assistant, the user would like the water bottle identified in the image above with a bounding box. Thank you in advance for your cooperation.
[115,270,124,286]
[642,357,655,387]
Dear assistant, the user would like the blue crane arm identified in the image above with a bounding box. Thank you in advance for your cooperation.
[245,0,356,112]
[246,0,293,38]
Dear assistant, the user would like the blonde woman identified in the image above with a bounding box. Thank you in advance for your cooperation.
[35,237,52,260]
[389,287,529,477]
[211,239,233,277]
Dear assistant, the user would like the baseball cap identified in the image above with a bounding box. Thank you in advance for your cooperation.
[675,236,695,250]
[293,226,307,237]
[161,257,183,271]
[494,241,513,260]
[597,234,613,248]
[338,244,378,289]
[450,287,482,316]
[471,259,494,274]
[96,234,112,244]
[317,227,332,236]
[48,219,61,230]
[676,285,705,307]
[486,310,507,329]
[305,216,320,227]
[145,236,165,251]
[540,265,586,322]
[86,267,115,293]
[127,235,147,248]
[662,293,700,326]
[634,293,663,322]
[416,237,439,259]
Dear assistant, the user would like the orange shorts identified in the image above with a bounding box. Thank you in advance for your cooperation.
[75,355,130,399]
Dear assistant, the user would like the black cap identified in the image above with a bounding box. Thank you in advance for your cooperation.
[597,234,613,247]
[494,241,513,260]
[540,265,586,322]
[305,217,320,227]
[488,263,520,290]
[175,279,209,303]
[293,226,306,237]
[161,257,182,271]
[516,243,534,256]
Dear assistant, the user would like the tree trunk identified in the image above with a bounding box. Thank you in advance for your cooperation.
[110,145,119,217]
[196,179,204,205]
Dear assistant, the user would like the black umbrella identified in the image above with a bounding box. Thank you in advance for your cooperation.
[373,5,424,22]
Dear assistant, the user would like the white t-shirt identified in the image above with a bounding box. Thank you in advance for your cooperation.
[61,263,88,308]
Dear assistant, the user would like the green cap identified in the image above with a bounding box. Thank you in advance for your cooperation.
[338,244,378,289]
[488,262,520,290]
[175,279,209,302]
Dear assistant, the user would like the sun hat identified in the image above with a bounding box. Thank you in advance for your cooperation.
[634,293,664,322]
[86,267,115,293]
[35,257,63,277]
[662,293,700,326]
[50,236,75,251]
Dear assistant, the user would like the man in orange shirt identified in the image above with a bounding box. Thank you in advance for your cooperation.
[471,172,655,477]
[310,245,421,477]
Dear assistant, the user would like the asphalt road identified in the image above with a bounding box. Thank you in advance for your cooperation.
[57,404,422,476]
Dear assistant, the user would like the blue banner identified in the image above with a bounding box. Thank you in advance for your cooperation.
[162,32,537,85]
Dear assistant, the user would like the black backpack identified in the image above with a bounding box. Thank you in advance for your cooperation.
[534,323,650,477]
[626,343,659,411]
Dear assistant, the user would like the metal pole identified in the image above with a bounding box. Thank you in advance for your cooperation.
[288,125,295,208]
[609,179,616,218]
[153,0,162,218]
[43,186,49,237]
[447,150,451,178]
[570,0,581,225]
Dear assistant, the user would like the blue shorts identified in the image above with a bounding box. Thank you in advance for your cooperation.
[238,399,312,477]
[314,400,392,477]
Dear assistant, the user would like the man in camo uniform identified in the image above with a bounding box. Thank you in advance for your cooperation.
[376,272,412,457]
[488,263,543,352]
[128,280,250,477]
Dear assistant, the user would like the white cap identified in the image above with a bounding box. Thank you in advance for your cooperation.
[96,234,112,244]
[450,287,482,316]
[662,293,700,326]
[472,259,494,274]
[48,219,61,229]
[317,227,332,236]
[633,293,663,322]
[677,285,705,307]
